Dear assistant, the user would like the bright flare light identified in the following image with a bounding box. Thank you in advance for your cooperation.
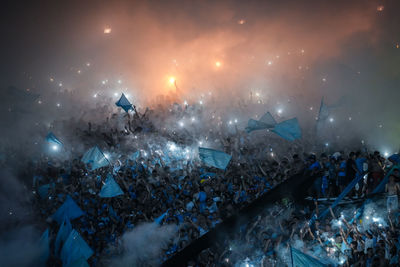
[329,117,334,123]
[169,77,176,85]
[179,121,184,127]
[215,61,221,67]
[104,27,112,34]
[238,19,246,25]
[169,143,177,151]
[52,145,59,151]
[384,152,389,157]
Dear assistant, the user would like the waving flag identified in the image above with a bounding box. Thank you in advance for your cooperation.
[46,132,63,146]
[115,93,133,112]
[272,118,302,141]
[291,247,327,267]
[316,96,346,134]
[129,151,140,161]
[154,209,169,225]
[61,230,93,267]
[52,195,85,224]
[99,174,124,198]
[246,112,276,133]
[55,218,72,256]
[81,146,110,171]
[199,147,232,170]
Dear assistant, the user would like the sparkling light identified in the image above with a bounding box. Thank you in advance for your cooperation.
[104,27,112,34]
[169,77,176,85]
[52,145,59,151]
[215,61,221,67]
[169,143,177,151]
[329,117,334,123]
[179,121,184,127]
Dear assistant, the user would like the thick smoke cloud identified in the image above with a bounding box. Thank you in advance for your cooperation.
[0,169,45,267]
[109,222,177,266]
[2,0,399,150]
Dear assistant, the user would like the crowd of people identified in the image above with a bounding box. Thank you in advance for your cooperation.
[20,97,400,266]
[190,152,400,266]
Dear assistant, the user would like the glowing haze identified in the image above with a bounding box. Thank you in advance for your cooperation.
[1,0,400,149]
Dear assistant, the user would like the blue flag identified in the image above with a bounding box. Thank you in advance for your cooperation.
[272,118,302,141]
[291,247,327,267]
[99,174,124,198]
[259,111,277,125]
[246,112,276,133]
[115,93,133,112]
[46,132,63,146]
[61,230,93,267]
[389,154,400,165]
[55,218,72,256]
[198,147,232,170]
[154,209,169,225]
[81,146,110,171]
[52,195,85,224]
[39,228,50,265]
[129,151,140,161]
